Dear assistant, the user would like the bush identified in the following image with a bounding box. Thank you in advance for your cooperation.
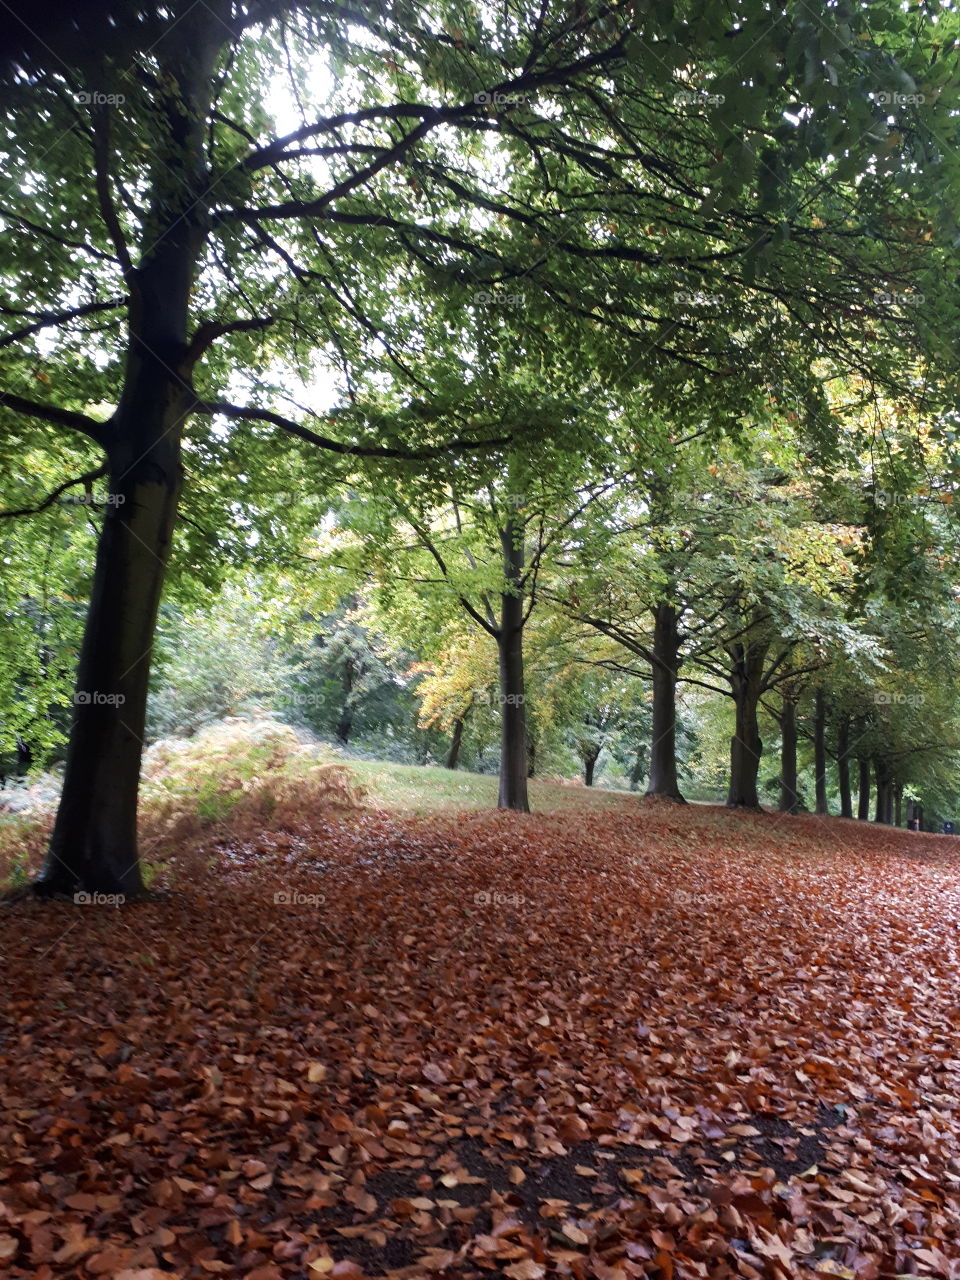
[140,717,364,855]
[0,716,365,889]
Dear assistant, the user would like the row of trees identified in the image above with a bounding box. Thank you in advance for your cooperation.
[2,0,960,891]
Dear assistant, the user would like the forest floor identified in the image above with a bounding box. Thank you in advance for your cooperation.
[1,791,960,1279]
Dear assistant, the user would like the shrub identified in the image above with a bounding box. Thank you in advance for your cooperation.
[0,716,364,889]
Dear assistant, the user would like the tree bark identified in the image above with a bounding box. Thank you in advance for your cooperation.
[497,516,529,812]
[39,409,185,896]
[837,716,852,818]
[583,749,599,786]
[857,756,871,820]
[629,747,646,792]
[646,600,685,801]
[36,12,225,896]
[335,658,354,745]
[779,694,799,813]
[814,687,828,815]
[446,712,467,770]
[874,757,891,824]
[894,782,903,828]
[726,636,767,809]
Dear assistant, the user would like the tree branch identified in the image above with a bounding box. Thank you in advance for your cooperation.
[0,463,108,519]
[0,391,109,445]
[194,398,507,460]
[0,298,126,350]
[185,315,275,368]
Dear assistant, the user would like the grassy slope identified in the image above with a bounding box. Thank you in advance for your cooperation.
[317,750,642,814]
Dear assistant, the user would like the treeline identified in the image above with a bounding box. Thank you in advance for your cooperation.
[1,0,959,893]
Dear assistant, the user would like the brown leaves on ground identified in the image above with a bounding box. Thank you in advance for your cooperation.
[1,801,960,1278]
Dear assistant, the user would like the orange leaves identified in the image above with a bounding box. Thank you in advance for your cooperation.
[3,802,960,1276]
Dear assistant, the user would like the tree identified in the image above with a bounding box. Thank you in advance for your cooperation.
[1,0,950,890]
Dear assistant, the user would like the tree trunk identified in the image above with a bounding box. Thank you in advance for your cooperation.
[583,750,599,786]
[629,748,646,792]
[335,659,354,745]
[814,687,828,815]
[874,758,891,824]
[39,420,184,896]
[837,716,852,818]
[497,517,529,812]
[779,694,799,813]
[36,13,224,897]
[446,713,467,770]
[646,600,685,801]
[726,637,767,809]
[894,782,903,828]
[857,756,871,820]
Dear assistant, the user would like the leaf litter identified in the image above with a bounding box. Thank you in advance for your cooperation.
[1,801,959,1278]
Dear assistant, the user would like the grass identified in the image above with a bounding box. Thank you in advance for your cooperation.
[313,748,646,814]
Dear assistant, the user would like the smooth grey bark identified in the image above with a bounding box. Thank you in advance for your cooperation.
[857,756,871,820]
[814,688,828,815]
[837,716,853,818]
[874,757,893,824]
[646,600,685,801]
[496,516,529,812]
[779,694,800,813]
[726,637,767,809]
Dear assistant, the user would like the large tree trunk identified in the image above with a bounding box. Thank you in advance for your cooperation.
[837,716,852,818]
[39,396,186,896]
[814,687,828,815]
[583,749,600,787]
[894,782,903,828]
[779,694,800,813]
[726,637,767,809]
[36,14,224,897]
[646,600,685,801]
[497,517,529,812]
[857,756,871,820]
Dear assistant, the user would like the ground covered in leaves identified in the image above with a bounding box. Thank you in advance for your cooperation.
[2,799,960,1279]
